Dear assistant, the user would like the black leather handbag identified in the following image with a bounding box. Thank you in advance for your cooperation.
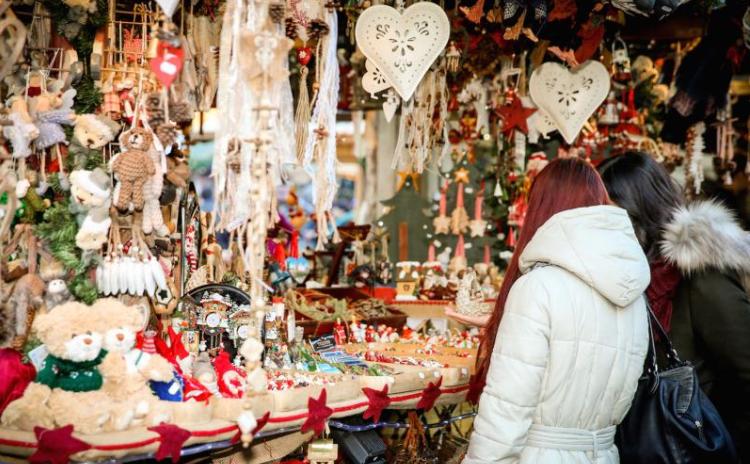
[616,305,739,464]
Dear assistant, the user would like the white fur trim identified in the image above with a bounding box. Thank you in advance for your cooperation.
[661,200,750,275]
[70,170,111,199]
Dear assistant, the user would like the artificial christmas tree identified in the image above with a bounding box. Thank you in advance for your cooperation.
[375,173,431,263]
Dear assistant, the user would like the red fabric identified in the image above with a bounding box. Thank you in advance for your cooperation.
[289,231,300,259]
[301,389,333,436]
[467,368,486,405]
[548,0,577,21]
[29,425,91,464]
[362,385,391,423]
[182,376,213,403]
[575,22,605,64]
[148,423,191,463]
[646,259,682,333]
[213,350,246,398]
[417,377,443,411]
[0,349,36,415]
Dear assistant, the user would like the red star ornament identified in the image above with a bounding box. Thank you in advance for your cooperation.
[231,411,271,444]
[29,425,91,464]
[496,98,536,136]
[362,385,391,423]
[301,389,333,436]
[148,422,191,463]
[416,377,443,411]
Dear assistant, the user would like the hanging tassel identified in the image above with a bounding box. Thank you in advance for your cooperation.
[295,65,311,163]
[455,234,465,258]
[427,241,436,262]
[329,212,341,244]
[483,244,490,265]
[506,226,517,247]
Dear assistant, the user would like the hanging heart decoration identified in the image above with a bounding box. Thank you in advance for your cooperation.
[361,59,392,97]
[529,60,610,144]
[155,0,180,17]
[296,46,312,66]
[150,42,184,88]
[355,2,450,101]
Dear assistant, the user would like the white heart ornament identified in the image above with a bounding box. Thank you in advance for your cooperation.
[529,61,610,144]
[355,3,450,101]
[362,59,392,96]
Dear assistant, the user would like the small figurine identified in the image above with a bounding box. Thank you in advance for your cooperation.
[333,318,347,346]
[365,325,376,343]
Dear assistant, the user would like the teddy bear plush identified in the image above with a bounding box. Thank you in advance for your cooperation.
[111,128,155,211]
[73,114,120,150]
[94,298,174,429]
[1,301,114,434]
[70,168,112,250]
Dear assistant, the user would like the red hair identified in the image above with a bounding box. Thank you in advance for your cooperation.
[476,158,610,391]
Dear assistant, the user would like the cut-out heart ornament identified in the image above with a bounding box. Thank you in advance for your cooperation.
[150,42,184,88]
[355,3,450,101]
[529,60,610,144]
[362,59,392,97]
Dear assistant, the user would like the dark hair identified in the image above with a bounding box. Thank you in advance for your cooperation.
[598,151,684,259]
[477,158,610,393]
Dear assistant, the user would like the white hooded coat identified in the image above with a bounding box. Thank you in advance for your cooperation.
[464,205,651,464]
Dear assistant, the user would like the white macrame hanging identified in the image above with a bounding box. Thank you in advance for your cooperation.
[301,9,340,250]
[213,0,289,305]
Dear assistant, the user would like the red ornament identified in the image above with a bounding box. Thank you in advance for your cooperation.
[29,425,91,464]
[150,42,185,88]
[296,47,313,67]
[416,377,442,411]
[362,385,391,423]
[496,97,536,136]
[0,348,36,415]
[548,0,577,21]
[575,21,605,64]
[301,389,333,436]
[148,423,191,463]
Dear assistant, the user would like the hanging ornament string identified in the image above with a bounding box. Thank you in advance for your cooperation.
[301,8,340,250]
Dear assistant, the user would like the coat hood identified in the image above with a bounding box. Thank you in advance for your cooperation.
[519,205,650,307]
[661,200,750,275]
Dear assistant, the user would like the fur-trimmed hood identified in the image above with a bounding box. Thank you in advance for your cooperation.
[661,200,750,276]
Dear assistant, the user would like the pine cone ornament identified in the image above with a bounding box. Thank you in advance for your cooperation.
[307,19,330,41]
[285,17,299,39]
[156,122,178,148]
[269,3,285,24]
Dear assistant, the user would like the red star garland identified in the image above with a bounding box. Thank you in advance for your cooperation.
[148,423,191,463]
[496,98,536,136]
[301,389,333,436]
[416,377,443,411]
[231,411,271,444]
[29,425,91,464]
[362,385,391,423]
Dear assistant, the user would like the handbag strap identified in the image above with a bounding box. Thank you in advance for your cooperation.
[643,297,684,377]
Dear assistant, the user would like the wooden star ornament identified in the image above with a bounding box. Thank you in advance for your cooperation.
[29,425,91,464]
[454,167,470,184]
[433,214,451,234]
[469,218,488,237]
[496,97,537,136]
[397,170,420,192]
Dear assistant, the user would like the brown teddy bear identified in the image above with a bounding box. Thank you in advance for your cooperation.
[95,298,174,429]
[111,127,156,211]
[1,302,115,434]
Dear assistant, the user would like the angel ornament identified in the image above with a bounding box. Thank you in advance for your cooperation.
[455,270,492,317]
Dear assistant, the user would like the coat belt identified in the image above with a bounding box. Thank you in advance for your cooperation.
[526,424,616,459]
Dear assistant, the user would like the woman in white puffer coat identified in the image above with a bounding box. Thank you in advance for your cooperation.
[463,158,650,464]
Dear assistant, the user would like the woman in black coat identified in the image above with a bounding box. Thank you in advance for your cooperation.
[599,151,750,460]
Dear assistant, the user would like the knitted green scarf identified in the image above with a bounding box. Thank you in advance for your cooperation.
[35,350,108,392]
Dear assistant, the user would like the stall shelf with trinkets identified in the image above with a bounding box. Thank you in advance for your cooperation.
[1,0,749,461]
